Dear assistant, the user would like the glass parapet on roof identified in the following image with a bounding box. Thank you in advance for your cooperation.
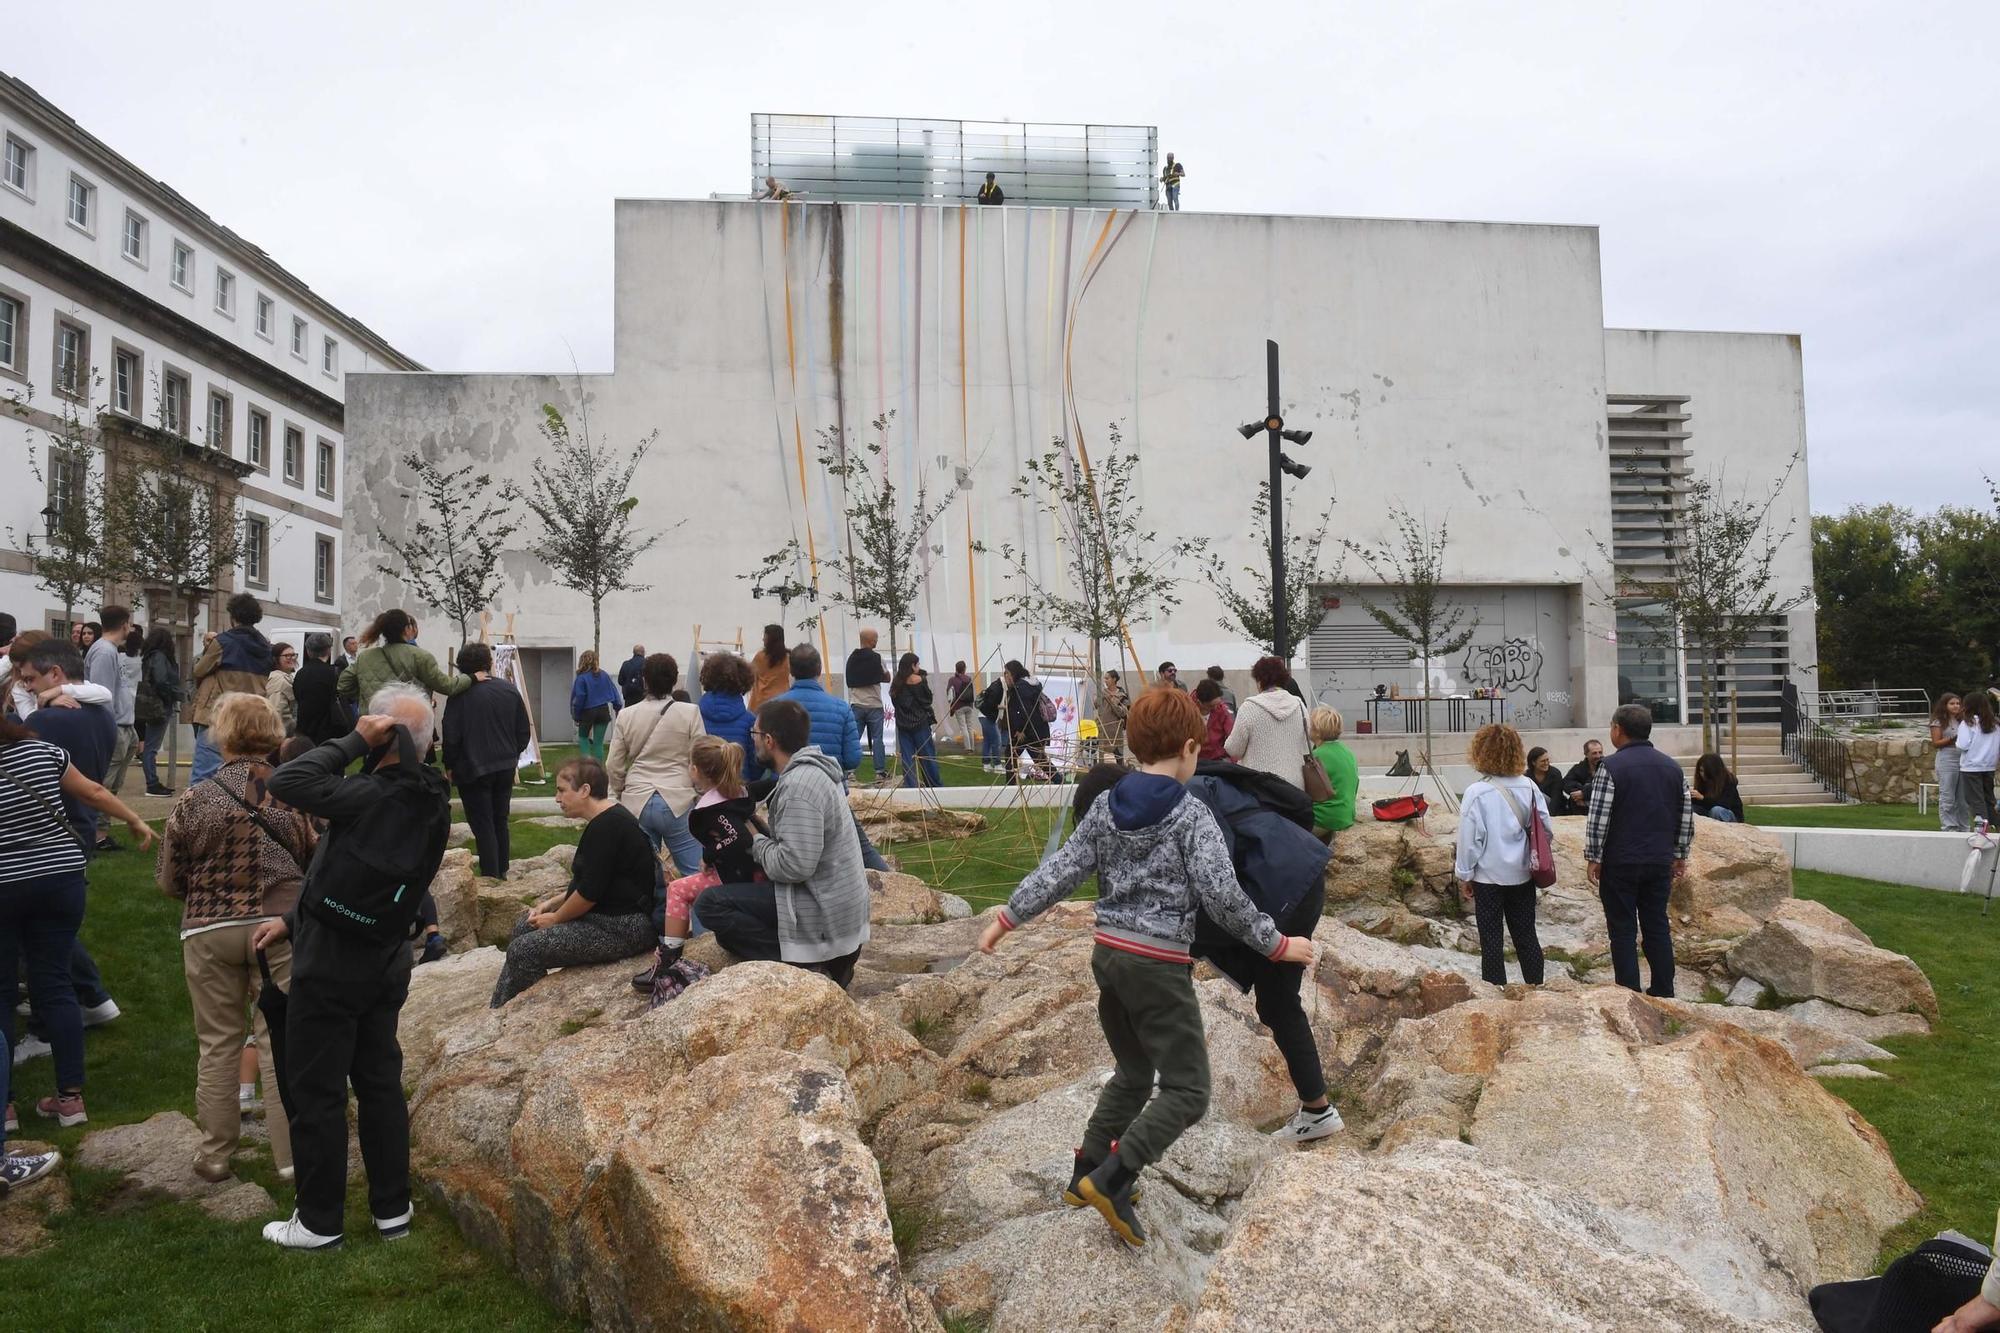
[751,114,1158,208]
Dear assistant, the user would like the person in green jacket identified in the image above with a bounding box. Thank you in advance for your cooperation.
[1308,706,1359,836]
[336,609,471,706]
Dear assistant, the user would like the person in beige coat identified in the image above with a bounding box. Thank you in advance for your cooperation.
[265,643,298,735]
[606,653,708,889]
[1224,656,1310,783]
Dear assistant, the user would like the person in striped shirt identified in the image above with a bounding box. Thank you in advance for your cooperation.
[978,687,1314,1249]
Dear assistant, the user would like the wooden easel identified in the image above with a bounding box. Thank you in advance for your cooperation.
[481,610,547,781]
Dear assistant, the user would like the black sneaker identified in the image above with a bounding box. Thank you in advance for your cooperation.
[93,837,119,853]
[145,785,173,796]
[1077,1156,1146,1248]
[418,934,448,965]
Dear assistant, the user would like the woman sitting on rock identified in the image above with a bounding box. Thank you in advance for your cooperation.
[490,757,658,1007]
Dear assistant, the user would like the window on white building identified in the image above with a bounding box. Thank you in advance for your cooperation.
[283,425,303,484]
[290,316,306,358]
[45,447,87,537]
[314,535,335,603]
[215,268,235,317]
[65,175,93,232]
[54,321,87,398]
[208,391,231,451]
[248,409,269,470]
[255,294,273,339]
[0,293,20,371]
[162,370,190,436]
[321,337,338,377]
[122,211,147,264]
[171,242,193,292]
[2,135,31,195]
[244,515,268,586]
[113,348,139,415]
[315,439,335,497]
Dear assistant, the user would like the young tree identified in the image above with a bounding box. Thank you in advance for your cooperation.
[6,385,114,631]
[1340,506,1478,774]
[986,427,1209,687]
[742,413,957,664]
[740,537,828,636]
[509,402,666,658]
[1623,460,1812,751]
[108,391,248,638]
[1205,481,1337,657]
[374,452,521,650]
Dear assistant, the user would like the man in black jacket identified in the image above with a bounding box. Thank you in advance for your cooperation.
[1583,705,1693,998]
[844,629,889,781]
[291,633,349,746]
[617,644,647,708]
[253,686,447,1250]
[1562,738,1605,815]
[442,643,531,877]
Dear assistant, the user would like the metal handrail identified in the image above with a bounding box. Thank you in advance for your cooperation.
[1787,716,1853,801]
[1807,687,1932,721]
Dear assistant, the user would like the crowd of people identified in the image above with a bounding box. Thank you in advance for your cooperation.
[1932,688,2000,831]
[10,593,2000,1310]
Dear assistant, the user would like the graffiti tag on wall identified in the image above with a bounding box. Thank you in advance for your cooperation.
[1461,638,1544,694]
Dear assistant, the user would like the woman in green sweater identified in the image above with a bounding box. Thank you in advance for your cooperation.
[1309,706,1359,838]
[336,609,471,706]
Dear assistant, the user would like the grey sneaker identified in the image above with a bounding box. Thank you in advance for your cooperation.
[1272,1104,1345,1143]
[10,1034,51,1066]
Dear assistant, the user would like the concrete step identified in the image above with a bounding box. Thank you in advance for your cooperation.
[1748,793,1841,806]
[1676,758,1799,774]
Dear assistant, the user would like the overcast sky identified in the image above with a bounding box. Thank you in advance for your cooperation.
[14,1,1994,514]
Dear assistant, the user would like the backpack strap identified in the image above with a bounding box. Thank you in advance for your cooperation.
[0,753,90,850]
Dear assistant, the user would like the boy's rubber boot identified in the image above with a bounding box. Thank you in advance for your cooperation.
[1064,1141,1141,1207]
[1077,1155,1146,1249]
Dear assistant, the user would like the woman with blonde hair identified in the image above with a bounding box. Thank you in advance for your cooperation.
[1453,723,1551,986]
[569,649,622,761]
[157,692,316,1182]
[1308,706,1359,837]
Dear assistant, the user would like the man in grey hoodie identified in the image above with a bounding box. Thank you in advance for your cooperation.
[695,699,872,987]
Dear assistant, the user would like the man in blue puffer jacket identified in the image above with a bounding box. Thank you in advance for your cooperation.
[774,644,888,870]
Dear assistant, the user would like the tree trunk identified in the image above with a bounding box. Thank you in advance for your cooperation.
[591,596,602,660]
[1420,642,1435,790]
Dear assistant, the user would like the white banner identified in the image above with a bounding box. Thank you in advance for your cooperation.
[490,643,542,772]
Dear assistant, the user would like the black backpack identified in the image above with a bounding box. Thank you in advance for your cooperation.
[299,725,451,942]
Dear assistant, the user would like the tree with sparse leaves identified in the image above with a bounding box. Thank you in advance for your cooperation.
[743,413,956,664]
[1340,506,1478,770]
[986,427,1209,687]
[509,402,667,658]
[1206,481,1337,658]
[374,453,521,650]
[1623,458,1811,750]
[6,383,114,631]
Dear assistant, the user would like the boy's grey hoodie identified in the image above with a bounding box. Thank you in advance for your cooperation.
[750,744,872,964]
[999,774,1282,962]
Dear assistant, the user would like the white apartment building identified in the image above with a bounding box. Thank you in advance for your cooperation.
[0,73,419,646]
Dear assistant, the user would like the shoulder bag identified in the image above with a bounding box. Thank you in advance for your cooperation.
[0,754,91,850]
[1494,780,1558,888]
[1297,711,1336,803]
[207,772,310,875]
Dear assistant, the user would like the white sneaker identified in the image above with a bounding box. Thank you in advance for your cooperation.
[1273,1105,1345,1143]
[81,998,121,1027]
[10,1035,51,1066]
[262,1212,342,1250]
[375,1205,413,1240]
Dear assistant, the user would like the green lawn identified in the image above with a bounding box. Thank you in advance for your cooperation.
[1749,803,1938,832]
[1793,870,2000,1260]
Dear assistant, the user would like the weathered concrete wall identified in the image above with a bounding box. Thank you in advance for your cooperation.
[348,201,1624,679]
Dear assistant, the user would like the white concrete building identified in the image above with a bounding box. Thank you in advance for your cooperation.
[344,197,1814,741]
[0,74,419,648]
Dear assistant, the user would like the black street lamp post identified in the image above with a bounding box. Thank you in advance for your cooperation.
[1239,339,1313,661]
